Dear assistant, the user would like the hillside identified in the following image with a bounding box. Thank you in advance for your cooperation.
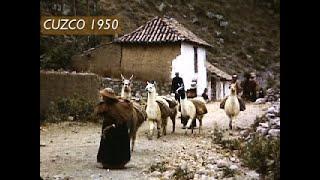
[40,0,280,87]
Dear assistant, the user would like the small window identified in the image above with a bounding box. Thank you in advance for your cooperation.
[194,47,198,73]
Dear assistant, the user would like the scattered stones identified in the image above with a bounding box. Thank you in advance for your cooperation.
[265,88,280,102]
[53,174,73,180]
[259,122,269,128]
[220,21,229,27]
[218,38,224,44]
[215,31,222,37]
[157,2,166,12]
[245,170,260,180]
[255,98,266,104]
[217,160,228,168]
[181,161,188,171]
[200,174,209,180]
[187,3,194,11]
[215,14,224,20]
[259,48,267,52]
[256,126,268,136]
[192,17,199,24]
[268,129,280,137]
[150,171,162,177]
[240,130,250,137]
[206,11,215,19]
[267,106,275,113]
[90,174,103,180]
[230,157,236,162]
[229,164,238,171]
[163,170,175,179]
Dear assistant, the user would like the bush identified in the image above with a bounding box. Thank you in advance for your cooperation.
[239,134,280,179]
[149,161,168,173]
[222,166,238,178]
[266,75,277,89]
[45,94,98,122]
[212,125,224,144]
[40,44,76,70]
[172,166,194,180]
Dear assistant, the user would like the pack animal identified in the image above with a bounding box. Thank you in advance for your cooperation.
[120,74,147,151]
[224,83,240,130]
[145,82,172,139]
[178,87,208,134]
[121,74,134,100]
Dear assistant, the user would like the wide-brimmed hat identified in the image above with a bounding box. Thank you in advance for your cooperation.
[99,88,117,100]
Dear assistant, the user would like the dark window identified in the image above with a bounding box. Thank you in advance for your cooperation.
[194,47,198,73]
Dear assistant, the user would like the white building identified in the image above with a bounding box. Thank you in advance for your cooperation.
[116,16,212,95]
[171,42,208,96]
[206,62,232,101]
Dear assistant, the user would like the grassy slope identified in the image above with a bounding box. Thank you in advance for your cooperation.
[99,0,279,81]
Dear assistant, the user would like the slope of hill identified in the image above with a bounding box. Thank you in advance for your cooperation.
[40,0,280,87]
[98,0,279,85]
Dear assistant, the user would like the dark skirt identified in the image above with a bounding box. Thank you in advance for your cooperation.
[97,123,131,169]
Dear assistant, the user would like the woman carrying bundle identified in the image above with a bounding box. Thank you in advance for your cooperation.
[95,88,132,169]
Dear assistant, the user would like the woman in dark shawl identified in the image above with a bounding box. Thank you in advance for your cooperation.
[95,88,132,169]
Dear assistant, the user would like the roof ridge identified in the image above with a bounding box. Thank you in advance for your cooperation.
[115,16,212,47]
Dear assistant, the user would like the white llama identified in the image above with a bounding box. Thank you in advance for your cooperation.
[224,83,240,130]
[178,86,208,134]
[120,74,133,100]
[145,82,171,139]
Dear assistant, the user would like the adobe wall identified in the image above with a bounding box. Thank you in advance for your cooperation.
[121,43,181,83]
[71,43,122,77]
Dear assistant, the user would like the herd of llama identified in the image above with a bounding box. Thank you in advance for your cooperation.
[96,74,241,151]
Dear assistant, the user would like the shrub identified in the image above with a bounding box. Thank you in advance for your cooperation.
[222,166,238,178]
[172,166,194,180]
[40,44,76,70]
[45,94,98,122]
[149,161,167,173]
[212,125,224,144]
[266,75,277,89]
[239,134,280,179]
[221,138,243,150]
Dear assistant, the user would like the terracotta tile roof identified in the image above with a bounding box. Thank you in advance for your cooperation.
[206,61,232,80]
[115,16,212,48]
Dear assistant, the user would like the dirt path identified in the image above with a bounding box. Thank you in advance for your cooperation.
[40,102,268,180]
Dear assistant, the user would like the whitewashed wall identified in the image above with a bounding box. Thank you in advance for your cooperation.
[197,47,207,96]
[171,43,207,96]
[216,81,223,100]
[224,81,231,97]
[214,80,231,100]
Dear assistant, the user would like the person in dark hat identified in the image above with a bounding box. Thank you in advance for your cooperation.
[231,75,242,94]
[220,74,246,111]
[241,72,251,101]
[201,88,209,102]
[248,72,258,102]
[96,88,131,169]
[171,72,184,103]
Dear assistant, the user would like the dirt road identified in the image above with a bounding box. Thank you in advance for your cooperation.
[40,102,268,180]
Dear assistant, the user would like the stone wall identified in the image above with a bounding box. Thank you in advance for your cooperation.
[40,70,172,116]
[40,71,102,114]
[101,77,172,100]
